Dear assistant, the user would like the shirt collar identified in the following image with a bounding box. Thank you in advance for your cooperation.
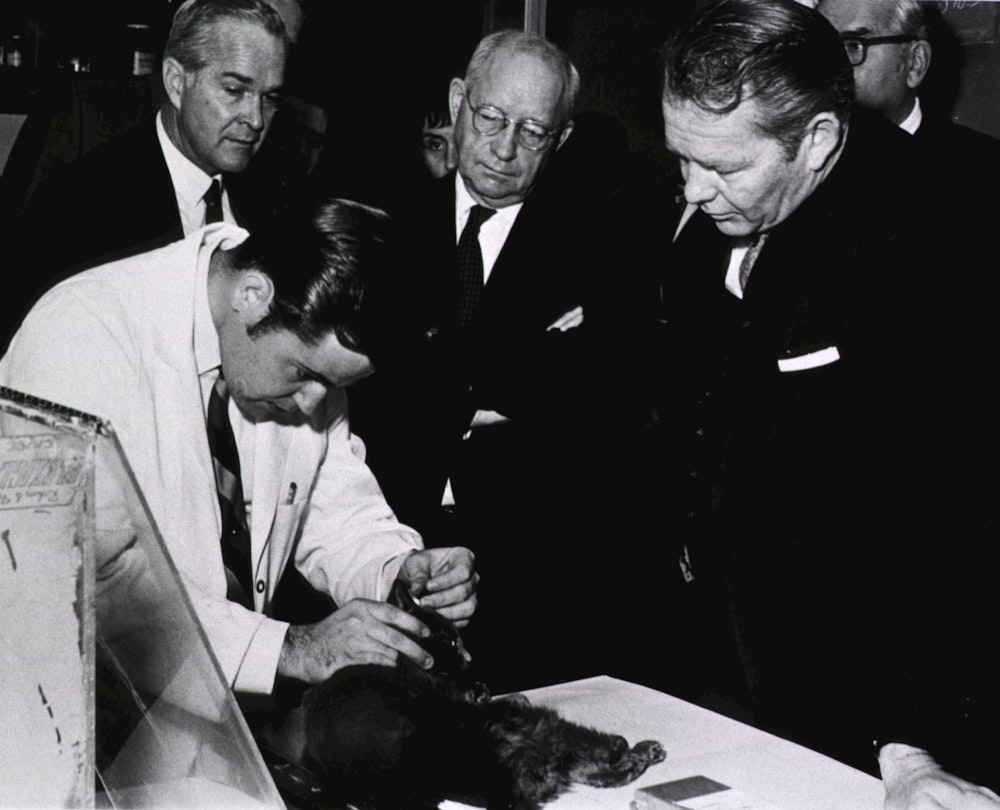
[454,172,523,229]
[156,111,220,214]
[193,225,250,378]
[898,97,922,136]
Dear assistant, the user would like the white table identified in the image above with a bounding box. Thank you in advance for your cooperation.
[446,675,884,810]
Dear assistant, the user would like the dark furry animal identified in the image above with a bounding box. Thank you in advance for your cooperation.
[301,581,666,810]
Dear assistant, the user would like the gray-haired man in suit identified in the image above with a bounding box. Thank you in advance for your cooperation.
[6,0,288,349]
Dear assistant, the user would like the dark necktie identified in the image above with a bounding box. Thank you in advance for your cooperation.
[206,374,254,608]
[456,204,496,327]
[738,231,769,292]
[203,178,224,225]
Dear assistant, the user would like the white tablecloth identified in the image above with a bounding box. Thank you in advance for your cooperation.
[444,675,884,810]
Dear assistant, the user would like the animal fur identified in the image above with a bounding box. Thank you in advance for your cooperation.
[300,581,665,810]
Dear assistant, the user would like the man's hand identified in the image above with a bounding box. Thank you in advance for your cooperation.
[881,743,1000,810]
[276,548,477,684]
[398,546,478,627]
[277,598,432,685]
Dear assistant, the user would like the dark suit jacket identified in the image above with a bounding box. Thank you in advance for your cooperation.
[352,170,634,530]
[913,115,1000,259]
[348,169,658,691]
[3,116,262,350]
[660,111,998,784]
[914,114,1000,177]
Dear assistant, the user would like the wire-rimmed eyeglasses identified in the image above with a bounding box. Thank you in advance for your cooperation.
[841,34,918,67]
[465,95,560,152]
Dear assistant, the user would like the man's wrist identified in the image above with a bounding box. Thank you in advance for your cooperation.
[237,617,290,694]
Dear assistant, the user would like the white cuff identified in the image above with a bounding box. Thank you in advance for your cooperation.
[232,617,290,695]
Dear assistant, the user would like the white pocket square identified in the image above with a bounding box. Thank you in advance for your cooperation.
[777,345,840,372]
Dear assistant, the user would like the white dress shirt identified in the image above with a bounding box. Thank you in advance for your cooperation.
[454,173,522,284]
[156,111,234,233]
[898,97,923,136]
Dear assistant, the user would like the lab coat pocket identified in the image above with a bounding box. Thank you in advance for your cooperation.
[263,500,307,590]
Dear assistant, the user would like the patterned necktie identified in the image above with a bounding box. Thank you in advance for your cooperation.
[456,204,496,327]
[203,178,224,225]
[206,374,254,608]
[738,231,769,292]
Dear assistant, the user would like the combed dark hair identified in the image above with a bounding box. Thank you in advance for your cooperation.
[421,88,452,132]
[661,0,854,158]
[230,193,405,370]
[165,0,288,71]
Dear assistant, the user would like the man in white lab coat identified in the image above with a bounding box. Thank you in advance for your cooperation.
[0,194,478,696]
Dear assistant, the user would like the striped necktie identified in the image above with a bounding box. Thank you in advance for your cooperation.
[206,374,254,608]
[738,231,769,292]
[203,178,224,225]
[456,204,496,327]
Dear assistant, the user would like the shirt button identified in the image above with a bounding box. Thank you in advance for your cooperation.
[256,580,265,594]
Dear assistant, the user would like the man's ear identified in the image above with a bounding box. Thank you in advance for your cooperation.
[232,269,276,323]
[906,39,932,90]
[801,111,844,172]
[162,56,187,111]
[448,78,466,126]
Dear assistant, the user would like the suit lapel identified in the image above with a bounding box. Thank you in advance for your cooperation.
[138,118,186,244]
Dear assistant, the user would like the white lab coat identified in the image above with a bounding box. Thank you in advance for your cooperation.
[0,225,421,693]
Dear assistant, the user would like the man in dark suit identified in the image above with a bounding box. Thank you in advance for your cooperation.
[816,0,1000,181]
[3,0,289,349]
[655,1,998,806]
[350,30,657,692]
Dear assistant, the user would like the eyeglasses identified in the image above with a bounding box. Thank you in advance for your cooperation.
[465,95,559,152]
[841,34,918,67]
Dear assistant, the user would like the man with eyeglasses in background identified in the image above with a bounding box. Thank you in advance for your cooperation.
[817,0,930,129]
[816,0,1000,211]
[815,0,999,443]
[349,29,659,694]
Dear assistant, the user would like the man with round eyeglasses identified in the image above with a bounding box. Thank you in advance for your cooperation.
[447,31,575,209]
[464,102,557,151]
[348,29,657,693]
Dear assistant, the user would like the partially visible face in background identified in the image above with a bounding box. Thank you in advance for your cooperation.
[420,115,458,179]
[817,0,918,124]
